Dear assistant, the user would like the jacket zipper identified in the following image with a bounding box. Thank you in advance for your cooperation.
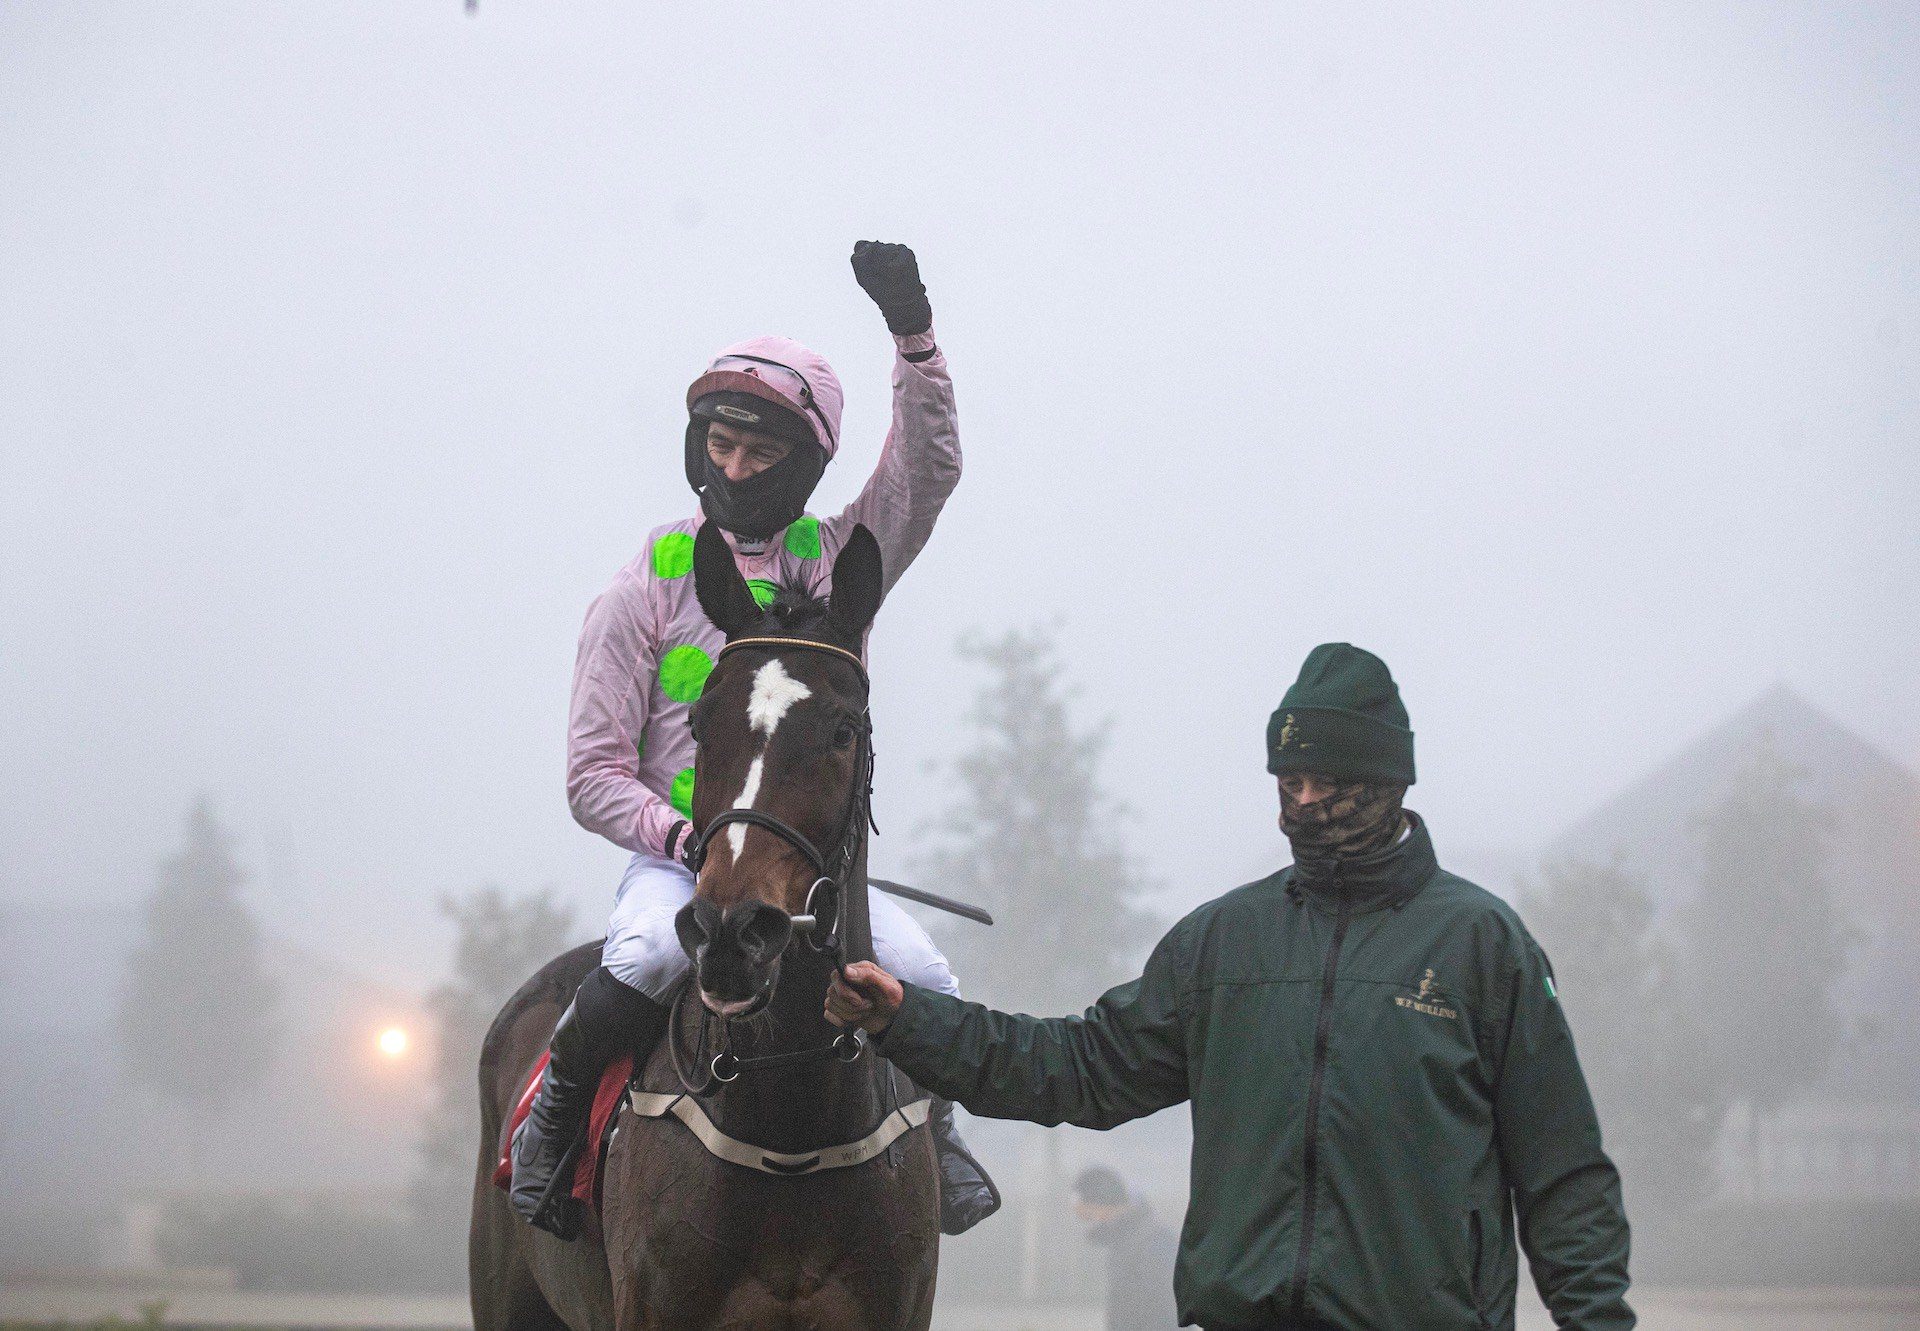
[1288,893,1352,1322]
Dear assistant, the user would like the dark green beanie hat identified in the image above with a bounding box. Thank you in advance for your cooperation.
[1266,643,1415,785]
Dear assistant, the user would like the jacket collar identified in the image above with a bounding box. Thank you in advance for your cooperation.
[1284,811,1439,915]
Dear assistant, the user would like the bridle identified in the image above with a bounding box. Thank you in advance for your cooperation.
[672,634,879,1096]
[684,636,877,909]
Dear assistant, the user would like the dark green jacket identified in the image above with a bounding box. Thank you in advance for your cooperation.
[878,817,1632,1330]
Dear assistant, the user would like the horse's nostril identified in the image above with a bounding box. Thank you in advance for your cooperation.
[728,901,794,964]
[675,898,722,961]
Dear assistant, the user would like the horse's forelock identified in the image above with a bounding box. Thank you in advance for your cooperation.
[764,582,831,634]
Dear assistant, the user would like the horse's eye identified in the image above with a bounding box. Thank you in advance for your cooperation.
[833,720,858,749]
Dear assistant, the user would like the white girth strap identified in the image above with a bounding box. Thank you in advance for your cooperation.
[624,1089,931,1177]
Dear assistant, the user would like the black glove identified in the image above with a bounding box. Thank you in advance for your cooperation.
[850,241,933,337]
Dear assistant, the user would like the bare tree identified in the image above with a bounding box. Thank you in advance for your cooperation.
[914,625,1161,1298]
[118,798,278,1118]
[1678,735,1853,1190]
[916,625,1160,1014]
[1519,856,1724,1214]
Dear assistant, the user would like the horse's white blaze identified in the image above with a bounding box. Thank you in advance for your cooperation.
[718,659,810,862]
[725,756,765,860]
[747,658,811,736]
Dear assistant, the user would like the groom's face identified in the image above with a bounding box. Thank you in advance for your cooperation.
[1278,773,1339,806]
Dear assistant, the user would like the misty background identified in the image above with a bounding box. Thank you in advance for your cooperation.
[3,2,1918,1326]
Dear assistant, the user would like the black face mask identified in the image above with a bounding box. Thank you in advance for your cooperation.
[687,421,827,541]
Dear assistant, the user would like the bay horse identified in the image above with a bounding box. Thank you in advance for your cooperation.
[470,521,940,1331]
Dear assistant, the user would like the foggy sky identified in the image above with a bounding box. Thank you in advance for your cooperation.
[4,2,1917,987]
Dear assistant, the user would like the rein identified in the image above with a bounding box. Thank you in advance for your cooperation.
[671,633,880,1099]
[668,980,866,1096]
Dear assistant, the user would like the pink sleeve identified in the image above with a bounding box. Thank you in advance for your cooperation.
[826,327,961,596]
[565,571,682,856]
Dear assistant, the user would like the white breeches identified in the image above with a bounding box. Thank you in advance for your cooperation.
[602,851,961,1005]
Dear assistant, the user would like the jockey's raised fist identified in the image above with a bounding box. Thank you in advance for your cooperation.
[850,241,932,337]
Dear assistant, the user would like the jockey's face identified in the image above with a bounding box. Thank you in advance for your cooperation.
[706,419,793,483]
[1278,773,1340,806]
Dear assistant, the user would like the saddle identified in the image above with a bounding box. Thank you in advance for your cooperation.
[493,1048,935,1220]
[491,1051,633,1213]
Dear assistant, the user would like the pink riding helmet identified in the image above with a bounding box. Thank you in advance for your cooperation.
[686,335,845,459]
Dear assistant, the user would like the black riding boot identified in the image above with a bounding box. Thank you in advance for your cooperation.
[930,1097,1001,1235]
[510,965,669,1240]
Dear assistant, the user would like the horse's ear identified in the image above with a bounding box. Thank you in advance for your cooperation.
[693,521,761,638]
[827,524,884,643]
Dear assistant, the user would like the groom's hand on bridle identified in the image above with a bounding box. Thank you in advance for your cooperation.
[826,960,904,1037]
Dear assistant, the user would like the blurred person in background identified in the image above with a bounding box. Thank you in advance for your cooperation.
[830,643,1633,1330]
[1074,1164,1180,1331]
[510,241,998,1241]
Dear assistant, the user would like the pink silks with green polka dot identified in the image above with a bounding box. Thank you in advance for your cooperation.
[563,325,961,861]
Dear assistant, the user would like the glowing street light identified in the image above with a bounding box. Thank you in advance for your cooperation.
[377,1026,410,1059]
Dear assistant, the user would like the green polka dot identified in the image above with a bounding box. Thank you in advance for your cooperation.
[746,579,779,610]
[669,767,696,818]
[658,644,714,703]
[651,531,695,579]
[783,515,821,559]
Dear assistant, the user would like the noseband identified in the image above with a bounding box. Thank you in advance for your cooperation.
[673,635,878,1094]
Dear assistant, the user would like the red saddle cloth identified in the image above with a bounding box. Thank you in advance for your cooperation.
[491,1051,634,1210]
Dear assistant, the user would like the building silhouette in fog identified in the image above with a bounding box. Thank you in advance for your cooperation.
[1551,684,1920,1201]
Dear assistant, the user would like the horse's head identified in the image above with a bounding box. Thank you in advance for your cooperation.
[673,520,883,1018]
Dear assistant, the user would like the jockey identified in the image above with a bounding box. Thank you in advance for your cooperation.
[510,242,1000,1240]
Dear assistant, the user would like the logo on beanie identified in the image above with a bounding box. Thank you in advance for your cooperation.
[714,403,763,424]
[1394,968,1457,1021]
[1278,713,1309,750]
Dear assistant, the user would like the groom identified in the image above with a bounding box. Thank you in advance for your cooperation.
[829,644,1633,1330]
